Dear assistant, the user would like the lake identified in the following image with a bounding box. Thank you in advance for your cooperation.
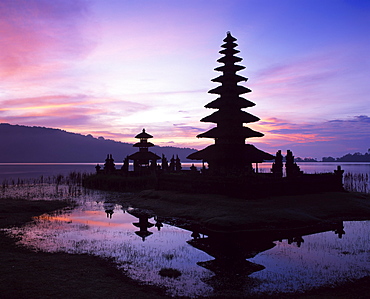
[1,183,370,297]
[1,161,369,181]
[0,163,369,297]
[1,162,369,193]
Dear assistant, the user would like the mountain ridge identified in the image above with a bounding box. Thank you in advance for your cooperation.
[0,123,196,163]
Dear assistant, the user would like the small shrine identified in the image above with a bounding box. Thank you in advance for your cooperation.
[127,129,160,173]
[187,32,274,175]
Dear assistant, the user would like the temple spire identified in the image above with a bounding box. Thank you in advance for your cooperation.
[187,32,273,175]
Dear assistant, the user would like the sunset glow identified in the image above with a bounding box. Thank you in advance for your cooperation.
[1,0,369,159]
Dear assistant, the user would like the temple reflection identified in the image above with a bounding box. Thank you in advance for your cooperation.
[103,201,115,219]
[185,221,347,292]
[187,231,273,292]
[128,209,155,241]
[334,221,345,238]
[125,206,348,292]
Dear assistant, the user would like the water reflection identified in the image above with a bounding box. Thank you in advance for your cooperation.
[2,188,370,298]
[187,233,272,294]
[130,209,155,241]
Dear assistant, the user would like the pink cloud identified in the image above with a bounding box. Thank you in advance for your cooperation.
[0,93,152,132]
[0,0,92,78]
[248,116,370,158]
[252,52,344,101]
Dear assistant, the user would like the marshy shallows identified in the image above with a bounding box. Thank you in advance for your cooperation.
[2,183,370,297]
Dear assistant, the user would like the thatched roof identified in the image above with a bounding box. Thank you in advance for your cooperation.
[214,64,245,73]
[133,142,155,147]
[219,47,239,55]
[223,32,237,42]
[187,144,274,162]
[128,151,160,160]
[211,74,247,84]
[217,55,242,64]
[208,85,251,95]
[201,110,259,123]
[135,128,153,139]
[205,96,255,109]
[197,126,264,139]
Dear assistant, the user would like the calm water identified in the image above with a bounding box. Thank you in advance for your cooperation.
[1,162,369,181]
[1,184,370,297]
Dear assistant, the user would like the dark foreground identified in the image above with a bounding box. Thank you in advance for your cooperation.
[0,198,169,299]
[1,195,370,298]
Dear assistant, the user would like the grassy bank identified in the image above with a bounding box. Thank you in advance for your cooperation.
[125,190,370,234]
[0,197,169,299]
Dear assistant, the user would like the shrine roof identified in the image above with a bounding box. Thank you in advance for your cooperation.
[219,48,239,55]
[128,151,160,160]
[211,74,247,83]
[133,141,155,147]
[205,97,255,109]
[187,144,274,162]
[135,128,153,139]
[201,110,260,123]
[217,55,242,64]
[223,32,237,42]
[214,64,245,72]
[197,126,264,139]
[208,85,251,95]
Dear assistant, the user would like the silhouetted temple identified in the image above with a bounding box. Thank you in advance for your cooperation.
[128,129,160,172]
[86,32,345,196]
[187,32,273,175]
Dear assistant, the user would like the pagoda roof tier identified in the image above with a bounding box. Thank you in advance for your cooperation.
[214,64,245,72]
[133,141,155,147]
[128,151,160,161]
[217,55,242,64]
[208,85,251,95]
[187,144,274,162]
[135,129,153,139]
[205,97,255,109]
[219,48,239,55]
[197,126,263,139]
[211,74,247,83]
[224,32,237,42]
[221,41,238,48]
[200,110,260,123]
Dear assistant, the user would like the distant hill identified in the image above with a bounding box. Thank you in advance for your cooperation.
[0,123,197,163]
[322,151,370,162]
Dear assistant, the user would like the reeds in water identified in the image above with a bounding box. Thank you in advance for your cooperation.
[1,171,92,200]
[344,172,369,193]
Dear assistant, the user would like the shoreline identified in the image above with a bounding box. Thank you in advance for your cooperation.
[1,190,370,298]
[124,190,370,236]
[0,197,169,299]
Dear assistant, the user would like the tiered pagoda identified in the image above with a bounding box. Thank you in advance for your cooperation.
[187,32,273,175]
[128,129,160,172]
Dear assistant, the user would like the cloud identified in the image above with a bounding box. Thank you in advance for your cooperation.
[0,94,151,131]
[249,49,370,122]
[249,115,370,158]
[172,124,207,133]
[330,115,370,123]
[0,0,93,78]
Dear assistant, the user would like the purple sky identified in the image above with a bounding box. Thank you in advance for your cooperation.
[1,0,369,159]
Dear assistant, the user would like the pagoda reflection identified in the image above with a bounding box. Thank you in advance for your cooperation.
[128,209,155,241]
[187,232,273,293]
[186,220,347,294]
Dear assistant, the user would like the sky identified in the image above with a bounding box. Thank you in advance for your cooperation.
[1,0,369,160]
